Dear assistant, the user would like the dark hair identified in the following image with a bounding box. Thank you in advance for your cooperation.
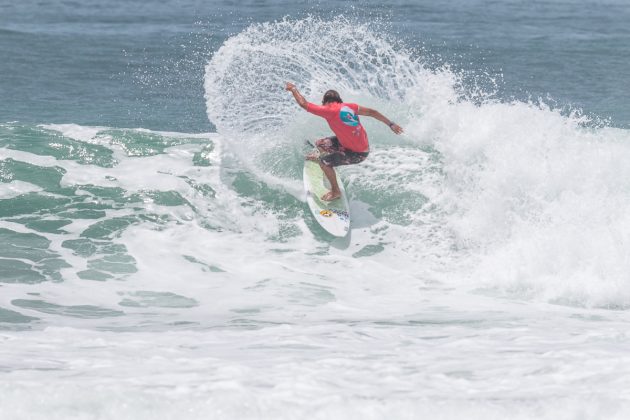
[322,90,343,105]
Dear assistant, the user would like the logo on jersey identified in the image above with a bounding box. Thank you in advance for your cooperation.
[339,106,359,127]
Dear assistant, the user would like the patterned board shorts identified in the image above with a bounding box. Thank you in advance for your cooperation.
[315,136,369,168]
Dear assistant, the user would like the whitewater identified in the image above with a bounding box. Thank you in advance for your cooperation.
[3,13,630,420]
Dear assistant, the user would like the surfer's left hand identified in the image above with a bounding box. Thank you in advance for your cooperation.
[390,123,403,135]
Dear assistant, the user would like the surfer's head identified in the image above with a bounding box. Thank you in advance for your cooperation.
[322,90,343,105]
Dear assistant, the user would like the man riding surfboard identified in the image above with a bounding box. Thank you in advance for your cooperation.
[286,82,403,201]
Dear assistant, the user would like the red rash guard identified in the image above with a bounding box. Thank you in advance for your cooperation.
[306,102,369,152]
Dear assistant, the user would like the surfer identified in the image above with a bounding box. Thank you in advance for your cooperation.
[286,82,403,201]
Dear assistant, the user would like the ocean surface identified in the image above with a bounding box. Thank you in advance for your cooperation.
[2,0,630,418]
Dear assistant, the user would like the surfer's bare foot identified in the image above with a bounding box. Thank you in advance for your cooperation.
[321,191,341,201]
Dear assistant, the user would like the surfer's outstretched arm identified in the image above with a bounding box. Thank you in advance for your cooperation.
[285,82,307,109]
[358,106,403,134]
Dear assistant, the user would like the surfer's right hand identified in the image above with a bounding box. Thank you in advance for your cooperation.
[285,82,297,92]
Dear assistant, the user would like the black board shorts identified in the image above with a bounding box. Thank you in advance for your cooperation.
[315,136,369,168]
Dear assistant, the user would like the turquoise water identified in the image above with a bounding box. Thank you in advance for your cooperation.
[2,1,630,419]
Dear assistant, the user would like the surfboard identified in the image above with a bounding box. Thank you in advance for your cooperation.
[303,157,350,237]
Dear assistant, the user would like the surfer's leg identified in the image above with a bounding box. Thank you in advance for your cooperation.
[318,147,368,200]
[319,139,346,200]
[319,162,341,201]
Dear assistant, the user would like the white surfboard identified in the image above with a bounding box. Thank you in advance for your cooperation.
[303,158,350,237]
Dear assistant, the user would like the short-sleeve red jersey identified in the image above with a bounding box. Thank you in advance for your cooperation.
[306,102,369,152]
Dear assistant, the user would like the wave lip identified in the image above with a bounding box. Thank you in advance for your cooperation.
[203,17,630,309]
